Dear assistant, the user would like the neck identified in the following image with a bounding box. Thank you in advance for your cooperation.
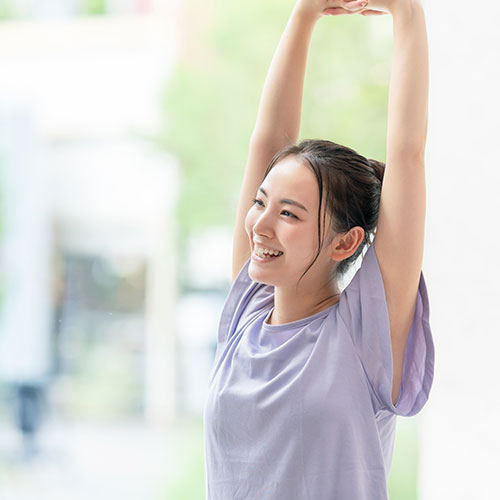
[266,282,341,326]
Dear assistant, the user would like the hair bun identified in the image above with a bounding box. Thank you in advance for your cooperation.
[367,158,385,184]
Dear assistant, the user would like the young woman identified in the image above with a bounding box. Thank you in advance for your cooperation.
[204,0,434,498]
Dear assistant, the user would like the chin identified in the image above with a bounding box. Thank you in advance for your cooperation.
[248,263,279,286]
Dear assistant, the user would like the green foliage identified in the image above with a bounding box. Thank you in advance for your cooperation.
[0,0,107,18]
[388,416,420,500]
[158,1,281,231]
[0,0,15,19]
[159,418,205,500]
[77,0,107,16]
[159,0,392,233]
[302,15,391,158]
[63,343,143,421]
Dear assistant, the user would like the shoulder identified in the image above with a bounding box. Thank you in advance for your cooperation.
[217,257,274,345]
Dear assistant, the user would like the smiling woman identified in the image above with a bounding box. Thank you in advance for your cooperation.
[246,139,386,294]
[245,154,345,308]
[204,0,434,499]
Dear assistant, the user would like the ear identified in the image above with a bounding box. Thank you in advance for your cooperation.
[327,226,365,262]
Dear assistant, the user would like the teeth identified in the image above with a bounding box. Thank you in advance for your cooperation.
[255,245,283,258]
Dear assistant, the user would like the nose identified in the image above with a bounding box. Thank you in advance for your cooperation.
[252,207,274,239]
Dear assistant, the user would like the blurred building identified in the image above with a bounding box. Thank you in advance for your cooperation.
[175,226,232,415]
[0,0,182,431]
[0,1,244,498]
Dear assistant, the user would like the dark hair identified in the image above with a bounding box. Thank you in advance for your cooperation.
[261,139,385,287]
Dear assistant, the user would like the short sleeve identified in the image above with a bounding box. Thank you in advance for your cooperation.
[338,243,435,416]
[216,258,274,346]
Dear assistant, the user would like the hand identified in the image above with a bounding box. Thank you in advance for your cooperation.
[294,0,375,20]
[331,0,418,16]
[323,0,391,16]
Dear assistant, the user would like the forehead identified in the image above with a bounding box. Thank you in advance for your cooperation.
[263,157,319,203]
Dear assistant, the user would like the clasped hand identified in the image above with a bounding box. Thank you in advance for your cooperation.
[296,0,400,18]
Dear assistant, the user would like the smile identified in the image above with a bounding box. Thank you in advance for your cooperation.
[253,245,284,260]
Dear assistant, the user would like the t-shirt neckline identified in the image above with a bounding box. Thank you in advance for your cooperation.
[262,302,338,332]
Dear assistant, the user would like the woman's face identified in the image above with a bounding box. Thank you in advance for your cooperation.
[244,156,335,288]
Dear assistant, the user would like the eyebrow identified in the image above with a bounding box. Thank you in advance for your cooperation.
[258,187,309,213]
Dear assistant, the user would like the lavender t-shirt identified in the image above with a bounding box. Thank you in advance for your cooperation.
[203,243,435,500]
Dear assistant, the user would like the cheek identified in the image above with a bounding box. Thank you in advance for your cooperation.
[244,209,256,237]
[298,237,317,256]
[295,224,320,256]
[272,224,316,260]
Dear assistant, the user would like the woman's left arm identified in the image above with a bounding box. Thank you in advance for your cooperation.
[385,0,428,160]
[369,0,429,406]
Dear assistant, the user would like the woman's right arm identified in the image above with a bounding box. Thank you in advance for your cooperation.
[232,0,367,282]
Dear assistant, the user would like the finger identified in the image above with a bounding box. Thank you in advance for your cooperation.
[360,9,387,15]
[342,0,368,10]
[324,7,355,15]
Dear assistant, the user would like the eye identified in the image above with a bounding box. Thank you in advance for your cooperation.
[281,210,298,220]
[252,198,299,220]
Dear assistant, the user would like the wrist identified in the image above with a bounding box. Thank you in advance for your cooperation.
[292,3,322,25]
[389,0,423,20]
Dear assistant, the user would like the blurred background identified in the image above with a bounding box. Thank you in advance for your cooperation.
[0,0,498,499]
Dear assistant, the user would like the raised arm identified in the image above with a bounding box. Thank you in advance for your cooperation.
[385,0,428,160]
[367,0,429,406]
[232,0,368,282]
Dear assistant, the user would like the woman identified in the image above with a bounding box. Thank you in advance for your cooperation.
[204,0,434,498]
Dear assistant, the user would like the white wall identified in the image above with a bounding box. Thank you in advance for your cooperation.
[421,1,500,498]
